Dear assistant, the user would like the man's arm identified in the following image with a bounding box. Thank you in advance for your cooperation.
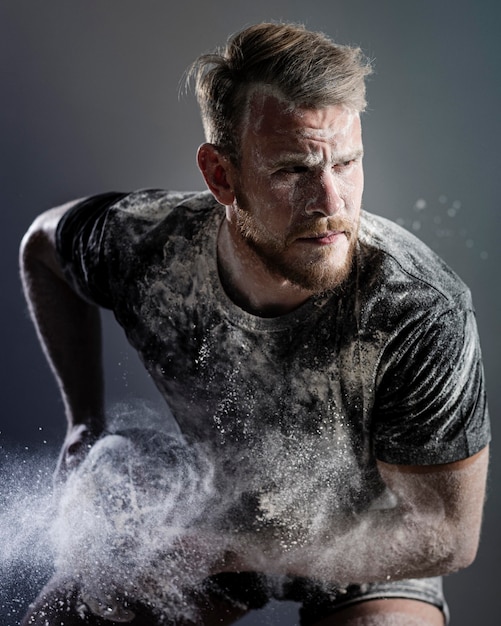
[20,200,105,476]
[370,447,489,579]
[218,446,489,584]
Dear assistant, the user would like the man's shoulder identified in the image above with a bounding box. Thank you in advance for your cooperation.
[358,210,470,305]
[109,189,218,222]
[55,188,221,308]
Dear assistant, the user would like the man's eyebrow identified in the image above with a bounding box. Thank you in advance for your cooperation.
[268,149,364,168]
[268,152,322,168]
[333,149,364,163]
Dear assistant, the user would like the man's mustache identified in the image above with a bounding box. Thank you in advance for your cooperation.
[286,217,357,241]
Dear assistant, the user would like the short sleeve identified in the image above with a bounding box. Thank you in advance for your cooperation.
[373,298,490,465]
[56,192,128,308]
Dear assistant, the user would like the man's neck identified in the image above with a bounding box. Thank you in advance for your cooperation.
[217,219,313,317]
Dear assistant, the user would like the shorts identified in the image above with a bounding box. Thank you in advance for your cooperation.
[202,572,450,625]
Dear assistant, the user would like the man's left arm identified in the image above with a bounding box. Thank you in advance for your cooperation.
[366,446,489,580]
[215,445,489,584]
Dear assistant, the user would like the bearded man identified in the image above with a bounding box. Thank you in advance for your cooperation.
[20,22,489,626]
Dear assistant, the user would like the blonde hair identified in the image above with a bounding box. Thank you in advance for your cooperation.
[188,22,372,162]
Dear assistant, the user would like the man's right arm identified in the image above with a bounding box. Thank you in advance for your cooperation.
[20,200,106,477]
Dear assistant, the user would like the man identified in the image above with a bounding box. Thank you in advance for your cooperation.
[20,22,489,626]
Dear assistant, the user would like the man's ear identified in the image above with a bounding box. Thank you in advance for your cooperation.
[197,143,236,206]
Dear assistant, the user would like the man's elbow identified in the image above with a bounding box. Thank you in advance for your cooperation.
[20,205,72,278]
[438,524,482,575]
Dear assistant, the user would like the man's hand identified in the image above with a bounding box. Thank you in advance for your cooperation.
[80,590,136,623]
[54,423,103,484]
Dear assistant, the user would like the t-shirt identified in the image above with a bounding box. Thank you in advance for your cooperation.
[56,189,490,528]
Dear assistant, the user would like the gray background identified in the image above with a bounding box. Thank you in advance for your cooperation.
[1,0,499,624]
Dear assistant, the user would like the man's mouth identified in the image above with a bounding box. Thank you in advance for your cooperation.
[296,230,346,245]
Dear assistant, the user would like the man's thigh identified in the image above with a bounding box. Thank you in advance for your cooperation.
[311,598,445,626]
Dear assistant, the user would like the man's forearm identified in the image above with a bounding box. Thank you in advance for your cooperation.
[278,502,458,584]
[20,206,105,432]
[218,451,487,585]
[220,506,456,584]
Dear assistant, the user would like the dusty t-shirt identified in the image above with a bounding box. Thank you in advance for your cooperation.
[56,189,490,528]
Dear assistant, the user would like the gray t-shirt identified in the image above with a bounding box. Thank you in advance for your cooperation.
[56,189,490,527]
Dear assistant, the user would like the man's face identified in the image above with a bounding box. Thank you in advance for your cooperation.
[229,93,364,293]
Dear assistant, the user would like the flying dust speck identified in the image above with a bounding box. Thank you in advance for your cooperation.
[397,195,489,261]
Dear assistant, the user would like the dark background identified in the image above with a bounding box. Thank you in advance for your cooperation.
[1,1,499,624]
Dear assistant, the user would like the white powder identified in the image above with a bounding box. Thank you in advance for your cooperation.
[2,406,482,623]
[0,448,56,621]
[51,428,218,622]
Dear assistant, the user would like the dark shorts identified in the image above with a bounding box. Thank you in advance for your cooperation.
[202,572,450,625]
[23,572,449,625]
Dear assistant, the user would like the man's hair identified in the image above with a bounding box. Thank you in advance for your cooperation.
[188,22,373,163]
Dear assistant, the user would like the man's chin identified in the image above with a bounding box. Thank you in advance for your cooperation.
[287,266,351,294]
[278,245,355,293]
[267,254,353,294]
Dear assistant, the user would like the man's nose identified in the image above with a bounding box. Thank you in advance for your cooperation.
[303,170,344,217]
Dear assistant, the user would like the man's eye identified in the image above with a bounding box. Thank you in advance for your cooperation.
[279,165,309,174]
[335,159,358,170]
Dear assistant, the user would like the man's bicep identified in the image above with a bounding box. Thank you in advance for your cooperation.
[377,445,489,568]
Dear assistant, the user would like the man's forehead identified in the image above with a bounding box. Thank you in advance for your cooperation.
[244,90,361,139]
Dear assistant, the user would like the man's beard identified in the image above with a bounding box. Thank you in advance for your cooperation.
[233,194,359,294]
